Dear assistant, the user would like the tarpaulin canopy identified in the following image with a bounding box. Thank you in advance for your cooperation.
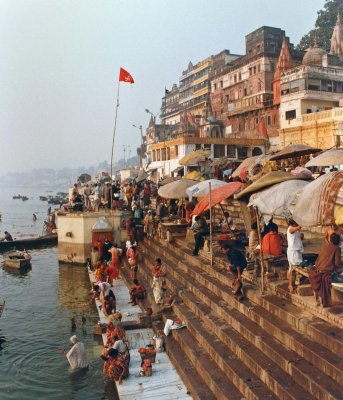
[235,171,312,199]
[179,149,211,166]
[305,148,343,167]
[269,144,321,161]
[192,182,242,215]
[292,171,343,227]
[158,179,198,199]
[248,180,309,225]
[186,179,228,200]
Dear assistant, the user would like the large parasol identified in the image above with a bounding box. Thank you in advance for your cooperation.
[179,149,211,166]
[235,171,312,199]
[248,180,309,224]
[269,144,321,161]
[192,182,242,215]
[292,171,343,227]
[186,179,228,200]
[157,179,198,199]
[305,148,343,167]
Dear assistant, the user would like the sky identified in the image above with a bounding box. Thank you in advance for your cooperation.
[0,0,325,175]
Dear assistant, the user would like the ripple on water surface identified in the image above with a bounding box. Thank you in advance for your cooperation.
[0,247,107,400]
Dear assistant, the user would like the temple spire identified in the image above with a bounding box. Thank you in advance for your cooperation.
[330,11,343,56]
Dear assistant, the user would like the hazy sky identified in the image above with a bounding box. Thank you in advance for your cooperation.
[0,0,324,175]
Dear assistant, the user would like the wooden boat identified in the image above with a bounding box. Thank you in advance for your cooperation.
[3,250,31,269]
[0,234,57,252]
[0,298,4,318]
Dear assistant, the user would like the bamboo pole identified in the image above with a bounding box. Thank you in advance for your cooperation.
[209,182,213,267]
[255,207,265,294]
[110,82,121,211]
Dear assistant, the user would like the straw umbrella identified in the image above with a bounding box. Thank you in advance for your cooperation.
[179,149,211,166]
[305,148,343,167]
[269,144,321,161]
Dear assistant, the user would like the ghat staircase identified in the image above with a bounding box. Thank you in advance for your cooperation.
[122,235,343,400]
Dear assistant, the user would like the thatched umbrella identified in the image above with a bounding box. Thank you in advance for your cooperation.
[179,149,211,166]
[305,148,343,167]
[269,144,321,161]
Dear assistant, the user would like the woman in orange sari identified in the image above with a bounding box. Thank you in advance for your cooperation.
[107,244,120,284]
[94,258,107,282]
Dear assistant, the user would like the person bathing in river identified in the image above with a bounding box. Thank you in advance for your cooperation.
[61,335,88,370]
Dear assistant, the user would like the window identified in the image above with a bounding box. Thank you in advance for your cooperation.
[237,146,248,159]
[175,145,178,157]
[227,145,236,158]
[285,110,296,120]
[213,144,225,158]
[253,66,257,74]
[214,83,217,90]
[195,144,202,150]
[204,144,211,150]
[321,79,333,92]
[281,83,289,95]
[238,72,242,81]
[267,116,271,126]
[334,81,343,93]
[220,81,223,88]
[307,79,320,91]
[234,75,237,83]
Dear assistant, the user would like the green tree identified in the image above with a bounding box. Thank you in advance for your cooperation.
[297,0,342,51]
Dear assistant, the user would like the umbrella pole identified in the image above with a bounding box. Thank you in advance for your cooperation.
[255,208,265,294]
[209,182,213,267]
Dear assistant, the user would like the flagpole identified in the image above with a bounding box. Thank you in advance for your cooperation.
[110,81,121,211]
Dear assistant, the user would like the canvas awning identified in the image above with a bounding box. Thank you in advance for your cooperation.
[248,180,309,224]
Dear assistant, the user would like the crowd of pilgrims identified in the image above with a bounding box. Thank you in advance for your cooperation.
[86,229,169,384]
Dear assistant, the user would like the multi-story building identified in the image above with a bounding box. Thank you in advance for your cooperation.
[211,26,302,151]
[161,84,180,126]
[279,14,343,149]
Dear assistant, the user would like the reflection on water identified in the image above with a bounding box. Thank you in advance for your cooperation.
[0,248,106,400]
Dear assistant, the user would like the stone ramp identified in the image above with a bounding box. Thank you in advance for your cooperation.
[136,236,343,400]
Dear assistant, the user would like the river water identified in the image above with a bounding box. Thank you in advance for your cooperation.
[0,188,108,400]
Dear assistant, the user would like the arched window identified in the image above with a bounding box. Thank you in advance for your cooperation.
[252,147,262,156]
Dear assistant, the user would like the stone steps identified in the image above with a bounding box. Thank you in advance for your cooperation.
[120,254,221,400]
[174,237,343,357]
[140,242,341,399]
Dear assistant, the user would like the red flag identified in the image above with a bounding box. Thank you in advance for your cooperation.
[187,111,196,125]
[257,118,269,139]
[119,68,134,83]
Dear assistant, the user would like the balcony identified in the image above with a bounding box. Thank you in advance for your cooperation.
[227,93,274,116]
[301,107,343,124]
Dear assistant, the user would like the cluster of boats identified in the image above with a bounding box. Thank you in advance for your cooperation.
[39,192,68,205]
[12,195,29,201]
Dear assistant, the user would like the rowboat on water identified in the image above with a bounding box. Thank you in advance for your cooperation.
[0,234,57,252]
[3,250,32,269]
[0,298,4,318]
